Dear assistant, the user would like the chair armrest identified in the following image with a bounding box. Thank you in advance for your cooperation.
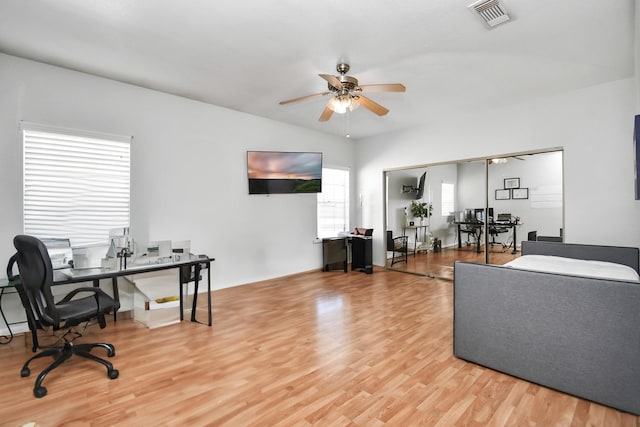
[58,287,112,303]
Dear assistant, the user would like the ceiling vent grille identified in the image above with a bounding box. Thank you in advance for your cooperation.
[469,0,511,28]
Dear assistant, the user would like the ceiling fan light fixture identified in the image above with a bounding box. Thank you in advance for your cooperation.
[489,158,507,164]
[330,94,358,114]
[280,63,403,123]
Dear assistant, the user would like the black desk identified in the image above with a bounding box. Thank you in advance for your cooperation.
[455,220,519,254]
[2,254,214,351]
[456,221,484,253]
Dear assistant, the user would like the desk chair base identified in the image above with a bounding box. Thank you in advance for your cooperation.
[21,340,118,398]
[488,241,508,251]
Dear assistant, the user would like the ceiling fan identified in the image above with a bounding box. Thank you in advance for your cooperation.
[279,63,406,122]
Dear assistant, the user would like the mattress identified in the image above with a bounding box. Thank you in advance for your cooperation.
[504,254,640,282]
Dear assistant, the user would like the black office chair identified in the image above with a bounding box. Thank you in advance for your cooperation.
[13,235,120,398]
[386,230,408,265]
[488,223,509,250]
[460,223,481,247]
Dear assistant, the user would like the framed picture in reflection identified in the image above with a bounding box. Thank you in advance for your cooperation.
[512,188,529,199]
[495,189,510,200]
[504,177,520,189]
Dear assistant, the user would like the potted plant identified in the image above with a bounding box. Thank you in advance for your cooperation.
[410,200,432,224]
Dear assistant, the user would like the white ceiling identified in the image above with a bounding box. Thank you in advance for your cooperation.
[0,0,634,140]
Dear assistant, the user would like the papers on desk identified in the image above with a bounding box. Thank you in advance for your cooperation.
[53,269,72,281]
[53,267,109,281]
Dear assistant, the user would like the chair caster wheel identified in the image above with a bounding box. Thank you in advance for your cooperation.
[108,369,119,379]
[20,367,30,377]
[34,386,47,398]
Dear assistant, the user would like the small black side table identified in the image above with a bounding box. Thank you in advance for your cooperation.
[351,236,373,274]
[322,237,348,272]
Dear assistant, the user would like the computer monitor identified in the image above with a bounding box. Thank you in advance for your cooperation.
[41,238,73,269]
[487,207,494,221]
[464,209,474,222]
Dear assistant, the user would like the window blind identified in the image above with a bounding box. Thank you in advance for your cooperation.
[21,122,131,247]
[317,167,350,238]
[441,182,455,216]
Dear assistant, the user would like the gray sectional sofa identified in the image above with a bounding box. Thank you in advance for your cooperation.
[453,241,640,415]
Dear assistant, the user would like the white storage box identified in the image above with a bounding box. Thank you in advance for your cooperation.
[129,272,195,329]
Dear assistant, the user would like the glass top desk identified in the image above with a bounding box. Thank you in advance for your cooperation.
[2,254,214,349]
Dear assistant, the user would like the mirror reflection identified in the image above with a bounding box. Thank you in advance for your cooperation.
[385,151,563,279]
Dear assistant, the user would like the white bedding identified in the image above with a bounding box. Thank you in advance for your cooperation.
[504,255,640,282]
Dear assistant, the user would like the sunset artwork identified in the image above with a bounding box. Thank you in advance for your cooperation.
[247,151,322,194]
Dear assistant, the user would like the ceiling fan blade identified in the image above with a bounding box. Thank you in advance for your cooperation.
[319,105,334,122]
[354,95,389,116]
[357,83,406,93]
[279,92,329,105]
[319,74,343,90]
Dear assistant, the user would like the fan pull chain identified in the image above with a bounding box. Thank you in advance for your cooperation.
[344,111,351,138]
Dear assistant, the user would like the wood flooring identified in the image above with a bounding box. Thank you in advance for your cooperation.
[386,245,519,280]
[0,268,637,426]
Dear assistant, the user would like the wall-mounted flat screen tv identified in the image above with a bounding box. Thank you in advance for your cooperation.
[416,171,427,199]
[247,151,322,194]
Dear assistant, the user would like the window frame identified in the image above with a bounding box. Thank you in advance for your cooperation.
[317,166,350,238]
[441,182,455,217]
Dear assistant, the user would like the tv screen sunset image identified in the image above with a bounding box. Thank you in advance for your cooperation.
[247,151,322,194]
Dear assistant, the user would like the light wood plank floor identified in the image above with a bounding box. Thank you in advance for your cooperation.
[386,246,519,280]
[0,269,637,426]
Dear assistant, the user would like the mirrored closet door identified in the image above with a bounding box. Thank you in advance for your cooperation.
[384,150,563,279]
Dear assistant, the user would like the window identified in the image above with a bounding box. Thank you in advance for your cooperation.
[21,122,131,247]
[441,182,455,216]
[317,167,349,238]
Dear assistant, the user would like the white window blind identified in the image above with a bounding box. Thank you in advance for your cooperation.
[21,122,131,247]
[317,167,349,238]
[441,182,455,216]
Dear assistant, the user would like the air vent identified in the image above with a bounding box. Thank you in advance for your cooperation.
[469,0,511,28]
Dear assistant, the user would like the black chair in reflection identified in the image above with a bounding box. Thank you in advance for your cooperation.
[12,235,120,398]
[488,223,509,249]
[386,230,408,265]
[460,223,482,246]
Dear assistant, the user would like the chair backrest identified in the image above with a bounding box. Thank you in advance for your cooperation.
[13,235,60,328]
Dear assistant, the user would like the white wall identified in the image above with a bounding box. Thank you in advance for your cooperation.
[355,78,640,266]
[487,151,563,240]
[0,53,354,289]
